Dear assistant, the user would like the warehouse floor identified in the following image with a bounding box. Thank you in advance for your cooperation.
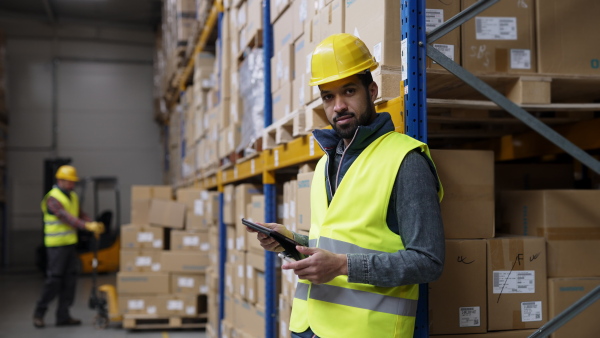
[0,269,207,338]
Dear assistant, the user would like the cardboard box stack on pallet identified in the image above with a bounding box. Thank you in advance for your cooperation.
[117,185,218,329]
[426,150,600,337]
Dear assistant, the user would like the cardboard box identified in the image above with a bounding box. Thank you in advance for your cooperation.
[291,0,309,42]
[170,230,210,252]
[487,236,547,331]
[117,272,170,294]
[426,0,461,70]
[160,251,209,274]
[247,195,266,255]
[319,0,344,43]
[235,183,263,251]
[536,0,600,76]
[149,199,186,229]
[245,0,262,44]
[429,239,487,335]
[233,296,265,338]
[430,150,495,239]
[498,190,600,277]
[120,224,165,250]
[155,294,201,317]
[131,185,172,202]
[431,329,537,338]
[245,251,264,304]
[461,0,536,74]
[131,199,151,224]
[272,81,292,124]
[273,5,294,55]
[272,43,293,92]
[345,0,402,67]
[120,249,162,273]
[547,277,600,338]
[296,171,314,232]
[118,295,160,316]
[171,273,208,294]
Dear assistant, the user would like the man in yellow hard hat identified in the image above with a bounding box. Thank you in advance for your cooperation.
[33,165,105,328]
[249,33,445,337]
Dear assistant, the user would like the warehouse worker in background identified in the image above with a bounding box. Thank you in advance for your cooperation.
[248,33,445,338]
[33,165,105,328]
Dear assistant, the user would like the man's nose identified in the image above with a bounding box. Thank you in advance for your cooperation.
[334,95,348,113]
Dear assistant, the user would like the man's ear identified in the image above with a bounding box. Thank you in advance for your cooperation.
[369,81,378,102]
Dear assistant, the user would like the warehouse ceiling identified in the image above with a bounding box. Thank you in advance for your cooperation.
[0,0,162,31]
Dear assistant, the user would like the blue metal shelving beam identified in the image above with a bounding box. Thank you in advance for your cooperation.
[263,1,277,338]
[216,10,226,338]
[402,1,429,337]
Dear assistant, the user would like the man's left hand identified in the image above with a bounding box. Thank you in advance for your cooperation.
[282,246,348,284]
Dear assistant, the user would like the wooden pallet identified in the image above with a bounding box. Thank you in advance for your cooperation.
[123,314,207,330]
[263,110,302,150]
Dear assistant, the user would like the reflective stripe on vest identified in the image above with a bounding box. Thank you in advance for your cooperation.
[41,187,79,247]
[289,131,442,338]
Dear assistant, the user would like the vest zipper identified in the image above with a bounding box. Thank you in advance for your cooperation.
[313,136,334,199]
[335,128,360,191]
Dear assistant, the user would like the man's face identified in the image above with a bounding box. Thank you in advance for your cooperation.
[57,179,76,191]
[319,75,378,140]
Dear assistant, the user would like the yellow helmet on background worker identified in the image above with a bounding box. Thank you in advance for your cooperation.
[309,33,379,86]
[55,165,79,182]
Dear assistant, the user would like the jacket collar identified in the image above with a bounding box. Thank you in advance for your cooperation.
[312,112,395,154]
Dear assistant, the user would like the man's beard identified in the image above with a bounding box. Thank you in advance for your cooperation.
[332,104,376,140]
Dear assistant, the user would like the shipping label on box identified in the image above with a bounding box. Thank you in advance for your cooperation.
[487,236,547,331]
[426,0,461,70]
[160,251,209,274]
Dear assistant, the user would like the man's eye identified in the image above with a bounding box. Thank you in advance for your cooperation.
[345,88,355,95]
[322,94,333,101]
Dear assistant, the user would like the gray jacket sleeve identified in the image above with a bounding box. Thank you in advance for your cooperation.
[346,151,445,287]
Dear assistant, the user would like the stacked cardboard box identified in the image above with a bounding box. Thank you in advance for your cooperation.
[429,150,549,336]
[117,185,212,320]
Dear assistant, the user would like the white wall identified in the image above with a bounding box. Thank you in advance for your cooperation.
[3,22,164,268]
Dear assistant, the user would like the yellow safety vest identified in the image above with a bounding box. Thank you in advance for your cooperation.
[289,131,443,338]
[41,186,80,247]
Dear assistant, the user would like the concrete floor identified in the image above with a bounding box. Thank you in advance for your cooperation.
[0,269,207,338]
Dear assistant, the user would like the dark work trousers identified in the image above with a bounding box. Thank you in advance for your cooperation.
[33,244,79,322]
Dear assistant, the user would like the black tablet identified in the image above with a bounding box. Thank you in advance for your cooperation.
[242,218,305,261]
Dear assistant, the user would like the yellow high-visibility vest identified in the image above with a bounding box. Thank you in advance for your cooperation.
[289,131,443,338]
[41,186,79,247]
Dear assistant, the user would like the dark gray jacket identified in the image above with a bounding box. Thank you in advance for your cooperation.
[294,112,445,287]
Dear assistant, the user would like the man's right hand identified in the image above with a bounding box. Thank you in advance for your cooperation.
[85,222,105,236]
[245,222,293,252]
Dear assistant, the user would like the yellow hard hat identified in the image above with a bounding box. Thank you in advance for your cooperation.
[309,33,379,86]
[55,165,79,182]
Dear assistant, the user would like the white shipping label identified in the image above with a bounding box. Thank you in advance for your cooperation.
[151,263,161,271]
[178,277,195,288]
[194,200,204,216]
[153,239,162,248]
[201,191,209,200]
[401,39,408,81]
[373,42,382,63]
[284,203,290,219]
[247,265,253,279]
[167,300,184,310]
[147,305,157,315]
[493,270,535,294]
[426,9,444,33]
[306,53,312,74]
[200,243,210,251]
[249,288,254,300]
[186,306,195,315]
[432,44,455,62]
[290,201,296,217]
[309,135,315,156]
[511,49,531,69]
[475,17,517,40]
[200,285,208,294]
[128,299,144,310]
[238,265,244,278]
[228,238,234,250]
[521,301,543,322]
[459,306,481,327]
[135,256,152,267]
[137,232,153,242]
[183,236,200,246]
